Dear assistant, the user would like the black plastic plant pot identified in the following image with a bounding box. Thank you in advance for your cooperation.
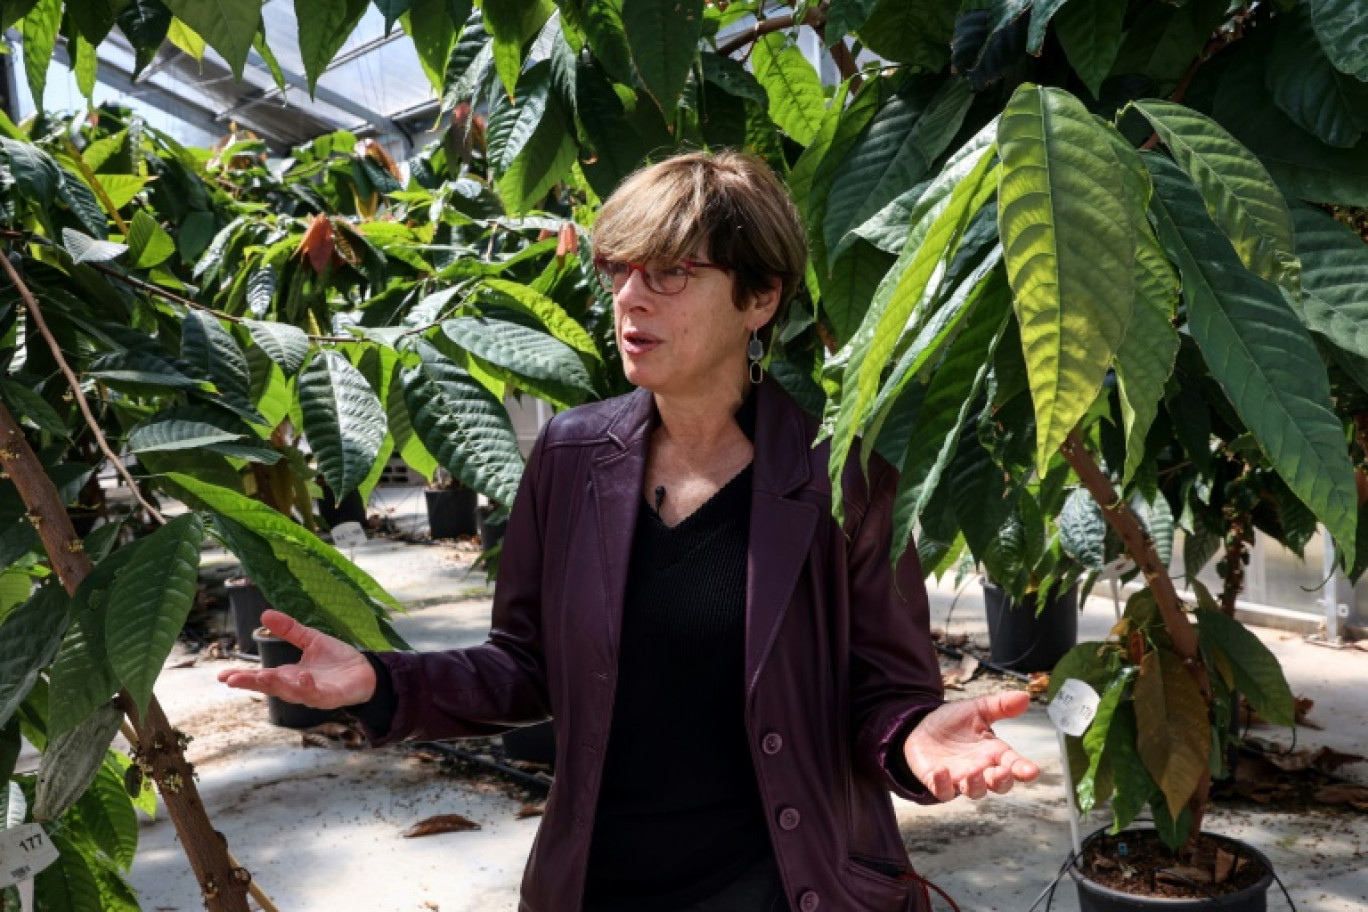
[982,580,1079,673]
[1071,830,1275,911]
[252,627,337,729]
[226,578,271,656]
[426,487,478,539]
[318,485,367,529]
[477,508,507,552]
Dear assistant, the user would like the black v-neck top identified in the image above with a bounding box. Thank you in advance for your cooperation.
[583,393,770,909]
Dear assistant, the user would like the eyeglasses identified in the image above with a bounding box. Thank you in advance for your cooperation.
[592,256,730,296]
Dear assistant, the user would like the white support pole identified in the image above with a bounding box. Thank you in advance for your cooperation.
[1056,730,1083,857]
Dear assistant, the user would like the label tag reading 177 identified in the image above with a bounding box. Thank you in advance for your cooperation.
[1047,678,1102,738]
[0,823,60,888]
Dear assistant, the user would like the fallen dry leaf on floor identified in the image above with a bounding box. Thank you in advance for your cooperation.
[516,804,544,819]
[403,814,482,837]
[1027,672,1050,695]
[1313,784,1368,811]
[169,657,198,669]
[300,721,366,750]
[942,653,981,690]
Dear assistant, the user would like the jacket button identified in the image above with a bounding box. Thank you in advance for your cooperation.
[778,807,801,831]
[762,732,783,755]
[799,890,820,911]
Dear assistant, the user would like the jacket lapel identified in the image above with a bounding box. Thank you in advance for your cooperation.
[746,379,819,698]
[587,388,653,665]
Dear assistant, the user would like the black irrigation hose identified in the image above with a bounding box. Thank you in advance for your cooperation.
[933,642,1034,682]
[1026,824,1299,911]
[410,740,553,792]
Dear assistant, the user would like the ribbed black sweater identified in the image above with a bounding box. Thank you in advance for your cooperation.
[581,459,772,910]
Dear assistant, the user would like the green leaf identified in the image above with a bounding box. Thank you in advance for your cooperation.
[372,0,410,32]
[167,16,207,59]
[1110,0,1229,93]
[127,210,176,269]
[1059,487,1105,571]
[0,380,67,437]
[819,239,895,347]
[252,28,288,93]
[1195,605,1295,729]
[1131,99,1301,298]
[1047,641,1113,700]
[126,406,258,456]
[1310,0,1368,81]
[1269,7,1368,149]
[61,228,126,266]
[76,763,138,870]
[1135,648,1210,820]
[170,473,402,617]
[182,310,255,416]
[118,0,174,78]
[1077,668,1135,813]
[67,0,124,44]
[575,56,646,198]
[0,585,70,729]
[827,122,999,522]
[1115,237,1179,488]
[622,0,703,119]
[752,33,825,145]
[386,367,437,482]
[0,0,39,32]
[0,138,60,210]
[296,0,369,96]
[856,0,954,71]
[104,513,204,716]
[826,0,879,40]
[998,85,1135,470]
[889,269,1011,559]
[401,342,523,505]
[1105,702,1155,833]
[480,278,599,360]
[48,609,120,740]
[441,316,595,408]
[244,319,309,376]
[163,0,261,78]
[1026,0,1069,55]
[401,0,457,93]
[34,834,102,912]
[1290,207,1368,376]
[484,0,553,97]
[1053,0,1125,98]
[299,350,387,499]
[34,703,123,822]
[72,32,99,102]
[85,350,208,392]
[56,171,110,240]
[0,572,31,622]
[20,0,62,108]
[1147,154,1358,558]
[488,62,576,213]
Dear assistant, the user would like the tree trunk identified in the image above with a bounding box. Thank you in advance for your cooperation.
[0,403,252,912]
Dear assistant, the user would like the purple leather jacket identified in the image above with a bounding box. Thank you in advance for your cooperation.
[369,378,945,911]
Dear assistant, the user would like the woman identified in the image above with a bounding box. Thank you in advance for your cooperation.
[220,151,1039,912]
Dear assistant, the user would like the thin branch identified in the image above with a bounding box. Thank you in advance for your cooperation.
[0,246,166,525]
[717,8,826,58]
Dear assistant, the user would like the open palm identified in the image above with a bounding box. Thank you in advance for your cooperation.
[902,691,1041,802]
[217,609,377,709]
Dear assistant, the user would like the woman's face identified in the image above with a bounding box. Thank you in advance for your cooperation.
[609,248,776,398]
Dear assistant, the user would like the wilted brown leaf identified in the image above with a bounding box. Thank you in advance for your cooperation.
[1313,784,1368,811]
[1027,672,1050,695]
[1214,848,1235,885]
[298,214,334,274]
[516,804,544,819]
[403,814,482,837]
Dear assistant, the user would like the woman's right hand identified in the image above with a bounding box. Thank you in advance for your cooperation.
[217,609,377,709]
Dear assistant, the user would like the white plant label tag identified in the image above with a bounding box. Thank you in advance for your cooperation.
[0,823,60,888]
[331,522,367,551]
[1048,678,1102,738]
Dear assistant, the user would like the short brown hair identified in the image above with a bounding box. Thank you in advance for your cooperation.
[591,151,808,326]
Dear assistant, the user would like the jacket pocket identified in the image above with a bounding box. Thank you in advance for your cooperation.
[844,856,914,911]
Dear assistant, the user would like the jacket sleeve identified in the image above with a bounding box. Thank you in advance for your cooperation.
[362,420,555,747]
[847,461,946,804]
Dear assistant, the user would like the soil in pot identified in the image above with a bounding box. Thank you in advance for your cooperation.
[1073,829,1274,910]
[982,581,1078,673]
[427,487,478,539]
[226,578,270,656]
[252,627,338,729]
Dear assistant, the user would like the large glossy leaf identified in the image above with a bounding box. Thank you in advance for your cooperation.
[34,703,122,822]
[1194,606,1295,729]
[76,763,138,870]
[826,0,878,38]
[105,513,203,715]
[128,406,279,463]
[998,85,1135,470]
[0,380,67,437]
[34,834,102,912]
[1310,0,1368,81]
[402,0,454,92]
[48,610,119,740]
[481,278,599,359]
[1105,702,1155,833]
[296,0,369,96]
[622,0,703,119]
[804,77,882,277]
[0,137,59,210]
[483,0,552,97]
[889,271,1011,560]
[244,319,309,376]
[0,585,69,729]
[752,33,825,145]
[1053,0,1124,98]
[163,0,260,78]
[386,367,438,483]
[1290,207,1368,378]
[19,0,61,107]
[856,0,954,71]
[1269,7,1368,149]
[1078,669,1135,813]
[1132,99,1300,298]
[1148,155,1358,557]
[401,342,523,505]
[299,349,387,499]
[118,0,172,77]
[61,228,126,266]
[127,210,176,269]
[85,350,208,392]
[1134,648,1209,819]
[1026,0,1069,55]
[819,239,895,347]
[1059,487,1106,571]
[576,56,646,198]
[441,316,594,408]
[827,122,998,521]
[488,63,575,213]
[181,310,255,417]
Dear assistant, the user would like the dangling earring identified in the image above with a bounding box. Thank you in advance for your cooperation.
[748,329,765,385]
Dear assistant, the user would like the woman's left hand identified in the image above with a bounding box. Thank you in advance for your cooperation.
[901,691,1040,802]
